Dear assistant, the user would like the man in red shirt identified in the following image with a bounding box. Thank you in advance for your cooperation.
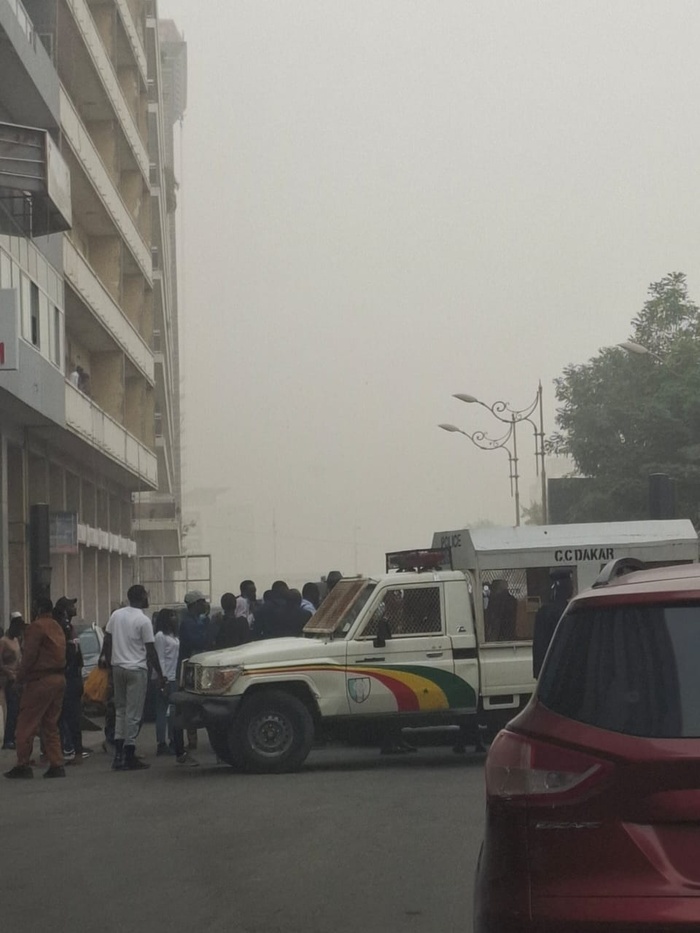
[4,597,67,779]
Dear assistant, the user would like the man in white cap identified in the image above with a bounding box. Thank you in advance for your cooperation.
[177,591,212,751]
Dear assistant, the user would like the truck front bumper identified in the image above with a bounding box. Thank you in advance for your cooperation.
[170,690,242,730]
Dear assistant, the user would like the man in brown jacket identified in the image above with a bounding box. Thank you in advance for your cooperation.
[4,597,67,779]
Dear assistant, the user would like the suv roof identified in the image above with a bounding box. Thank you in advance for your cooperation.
[578,561,700,602]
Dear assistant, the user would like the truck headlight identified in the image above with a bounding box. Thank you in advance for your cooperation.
[198,665,244,694]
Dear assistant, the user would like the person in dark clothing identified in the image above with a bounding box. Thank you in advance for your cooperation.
[301,582,320,615]
[215,593,253,649]
[324,571,342,598]
[178,591,213,750]
[532,571,575,678]
[252,581,297,639]
[54,597,86,763]
[484,579,518,641]
[287,589,312,636]
[178,591,213,663]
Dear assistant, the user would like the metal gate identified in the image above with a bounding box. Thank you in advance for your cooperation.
[136,553,212,613]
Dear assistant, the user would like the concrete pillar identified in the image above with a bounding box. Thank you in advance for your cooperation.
[91,351,125,423]
[89,236,122,304]
[82,549,97,623]
[0,435,9,625]
[66,553,80,608]
[118,65,140,122]
[142,284,154,344]
[121,170,144,221]
[98,550,110,623]
[8,445,27,617]
[88,121,119,180]
[122,273,145,335]
[124,376,155,448]
[90,4,116,60]
[109,553,121,613]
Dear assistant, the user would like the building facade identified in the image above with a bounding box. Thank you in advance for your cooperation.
[0,0,185,623]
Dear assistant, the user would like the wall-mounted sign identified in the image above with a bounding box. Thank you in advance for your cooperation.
[50,511,79,555]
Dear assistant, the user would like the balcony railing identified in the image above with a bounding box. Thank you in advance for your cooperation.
[6,0,36,46]
[63,0,149,178]
[63,237,154,383]
[114,0,148,82]
[65,382,158,489]
[60,88,151,281]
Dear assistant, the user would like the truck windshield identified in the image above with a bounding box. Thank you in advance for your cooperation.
[303,579,376,638]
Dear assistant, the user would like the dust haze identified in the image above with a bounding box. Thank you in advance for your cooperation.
[161,0,700,594]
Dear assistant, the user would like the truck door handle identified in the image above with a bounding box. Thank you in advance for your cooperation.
[358,657,384,663]
[426,651,443,658]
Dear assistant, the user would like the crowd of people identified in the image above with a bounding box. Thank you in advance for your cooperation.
[0,572,343,779]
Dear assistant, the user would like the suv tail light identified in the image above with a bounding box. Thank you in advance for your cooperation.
[485,730,613,804]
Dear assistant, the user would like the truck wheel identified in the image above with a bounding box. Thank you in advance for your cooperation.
[206,726,241,768]
[233,690,314,774]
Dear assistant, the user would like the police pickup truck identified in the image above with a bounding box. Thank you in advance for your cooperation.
[171,548,533,773]
[172,521,698,773]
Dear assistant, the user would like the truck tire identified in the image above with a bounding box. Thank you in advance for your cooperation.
[232,690,314,774]
[206,726,241,768]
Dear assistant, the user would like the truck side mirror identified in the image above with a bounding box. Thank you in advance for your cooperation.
[373,618,392,649]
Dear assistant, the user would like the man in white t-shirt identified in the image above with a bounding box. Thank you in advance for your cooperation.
[103,584,165,771]
[235,580,257,628]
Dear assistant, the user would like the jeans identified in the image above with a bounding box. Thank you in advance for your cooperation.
[59,680,83,754]
[112,666,148,746]
[3,682,20,746]
[155,680,177,745]
[104,671,115,746]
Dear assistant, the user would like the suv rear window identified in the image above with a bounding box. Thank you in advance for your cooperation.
[538,602,700,738]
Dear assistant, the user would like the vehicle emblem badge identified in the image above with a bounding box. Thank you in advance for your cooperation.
[348,676,371,704]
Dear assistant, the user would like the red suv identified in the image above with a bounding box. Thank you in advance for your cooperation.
[474,559,700,933]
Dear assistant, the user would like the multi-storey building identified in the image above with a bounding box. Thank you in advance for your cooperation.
[132,16,185,565]
[0,0,185,623]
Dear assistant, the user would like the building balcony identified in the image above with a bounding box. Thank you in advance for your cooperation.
[113,0,148,84]
[63,237,154,384]
[0,122,71,236]
[60,87,152,282]
[65,381,157,489]
[131,516,180,534]
[62,0,149,179]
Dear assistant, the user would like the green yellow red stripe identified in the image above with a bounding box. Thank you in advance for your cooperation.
[245,663,476,712]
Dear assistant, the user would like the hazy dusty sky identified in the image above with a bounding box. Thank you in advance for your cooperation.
[161,0,700,590]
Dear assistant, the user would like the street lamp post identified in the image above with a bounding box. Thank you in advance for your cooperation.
[453,383,548,524]
[438,420,521,526]
[618,340,664,363]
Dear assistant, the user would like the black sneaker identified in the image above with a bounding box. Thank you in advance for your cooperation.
[176,752,199,768]
[126,757,150,771]
[2,741,16,750]
[4,765,33,779]
[156,743,170,756]
[44,766,66,778]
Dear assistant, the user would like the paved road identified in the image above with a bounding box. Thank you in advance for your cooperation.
[1,727,485,933]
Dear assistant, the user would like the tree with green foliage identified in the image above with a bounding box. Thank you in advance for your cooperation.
[550,272,700,525]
